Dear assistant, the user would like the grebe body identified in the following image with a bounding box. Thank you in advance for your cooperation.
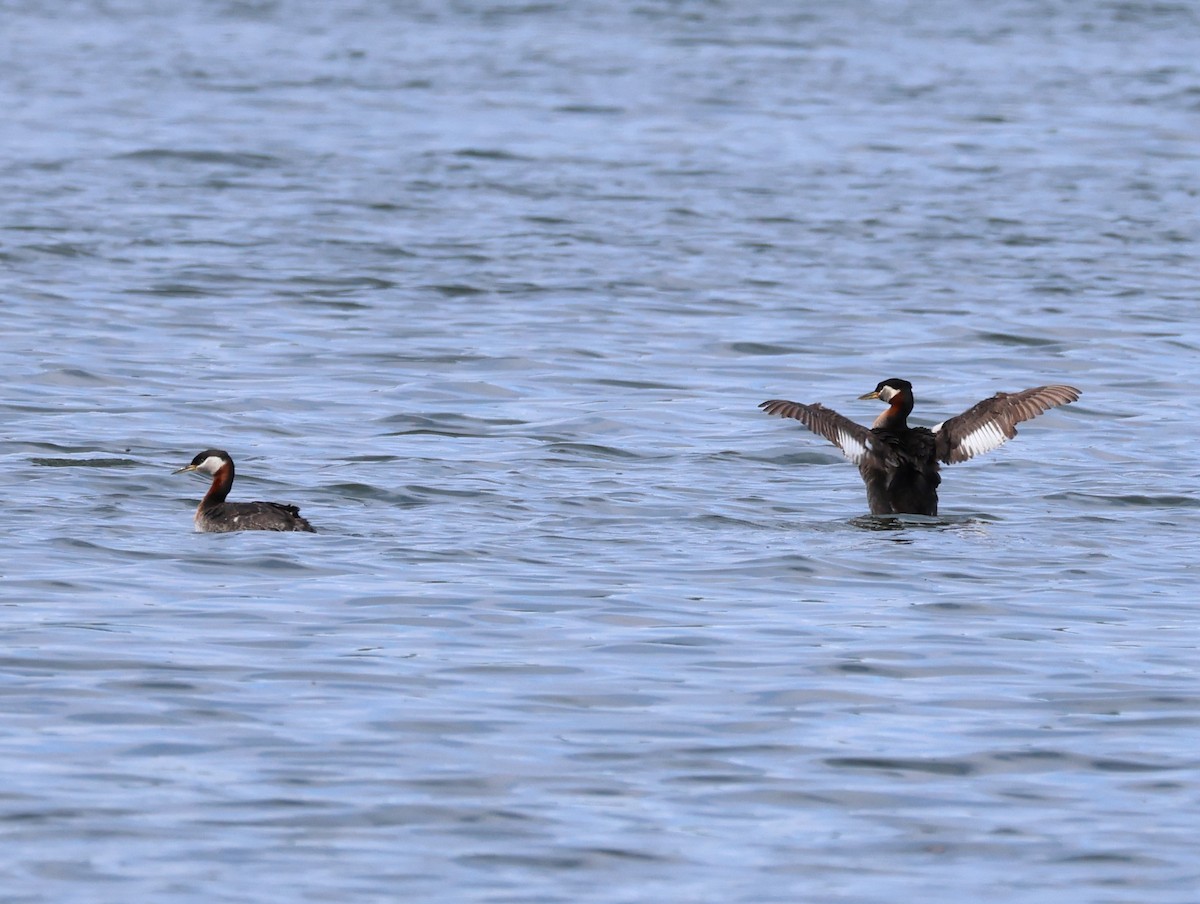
[175,449,315,533]
[760,379,1080,516]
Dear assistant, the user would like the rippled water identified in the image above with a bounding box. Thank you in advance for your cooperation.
[3,2,1199,901]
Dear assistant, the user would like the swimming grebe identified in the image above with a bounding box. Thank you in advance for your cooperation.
[759,379,1080,516]
[174,449,316,533]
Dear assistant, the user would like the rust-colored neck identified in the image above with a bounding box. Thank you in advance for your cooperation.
[872,392,913,431]
[201,461,234,509]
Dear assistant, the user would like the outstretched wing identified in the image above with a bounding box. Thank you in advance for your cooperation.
[934,385,1080,464]
[759,399,872,465]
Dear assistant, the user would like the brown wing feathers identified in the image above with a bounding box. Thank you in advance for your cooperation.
[935,385,1080,464]
[758,399,872,465]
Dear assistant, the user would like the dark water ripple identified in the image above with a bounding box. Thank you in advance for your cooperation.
[4,1,1200,902]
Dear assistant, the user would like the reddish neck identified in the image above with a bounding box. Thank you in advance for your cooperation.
[872,392,913,431]
[201,461,234,508]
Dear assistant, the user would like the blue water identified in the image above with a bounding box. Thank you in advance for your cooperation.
[3,2,1199,902]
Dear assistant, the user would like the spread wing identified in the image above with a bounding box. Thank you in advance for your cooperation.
[934,385,1080,464]
[759,399,872,465]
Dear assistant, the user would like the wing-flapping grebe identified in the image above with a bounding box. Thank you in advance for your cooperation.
[174,449,316,532]
[759,379,1080,516]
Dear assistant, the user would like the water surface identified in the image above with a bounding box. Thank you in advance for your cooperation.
[3,2,1199,902]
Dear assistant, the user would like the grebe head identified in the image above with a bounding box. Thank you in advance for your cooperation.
[174,449,232,477]
[859,378,913,404]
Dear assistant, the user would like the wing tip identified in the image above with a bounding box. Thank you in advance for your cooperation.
[759,398,800,417]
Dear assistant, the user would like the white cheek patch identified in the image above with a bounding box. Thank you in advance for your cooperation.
[878,386,897,402]
[199,455,226,474]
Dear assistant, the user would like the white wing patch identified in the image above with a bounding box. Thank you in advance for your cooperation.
[938,419,1010,460]
[837,429,867,465]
